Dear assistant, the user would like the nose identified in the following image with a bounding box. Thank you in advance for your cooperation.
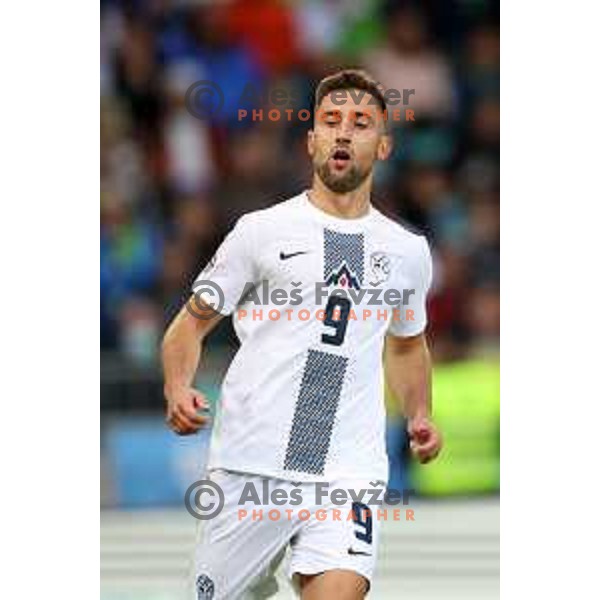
[342,120,355,139]
[335,134,351,147]
[338,113,356,140]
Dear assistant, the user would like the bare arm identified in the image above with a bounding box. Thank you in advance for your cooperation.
[385,333,441,463]
[385,333,431,419]
[161,297,223,435]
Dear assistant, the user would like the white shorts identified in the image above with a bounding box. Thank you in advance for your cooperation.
[191,469,383,600]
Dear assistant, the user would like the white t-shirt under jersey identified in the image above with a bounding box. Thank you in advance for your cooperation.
[194,191,432,483]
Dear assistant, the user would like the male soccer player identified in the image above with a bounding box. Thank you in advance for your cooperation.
[162,69,442,600]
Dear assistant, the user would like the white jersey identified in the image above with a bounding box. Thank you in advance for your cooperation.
[194,191,432,483]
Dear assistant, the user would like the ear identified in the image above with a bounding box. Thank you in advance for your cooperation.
[377,133,392,161]
[307,129,315,158]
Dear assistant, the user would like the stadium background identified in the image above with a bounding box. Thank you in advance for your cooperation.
[100,0,499,598]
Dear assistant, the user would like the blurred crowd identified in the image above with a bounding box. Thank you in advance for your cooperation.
[101,0,500,368]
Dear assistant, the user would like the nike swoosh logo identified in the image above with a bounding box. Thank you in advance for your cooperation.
[369,480,385,487]
[279,251,308,260]
[347,548,372,557]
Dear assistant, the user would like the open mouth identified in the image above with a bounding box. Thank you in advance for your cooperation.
[330,148,352,170]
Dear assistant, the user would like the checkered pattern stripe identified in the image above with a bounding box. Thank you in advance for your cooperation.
[323,229,365,288]
[283,350,348,475]
[196,574,215,600]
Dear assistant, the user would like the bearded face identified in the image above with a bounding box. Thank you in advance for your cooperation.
[314,144,372,193]
[309,90,389,194]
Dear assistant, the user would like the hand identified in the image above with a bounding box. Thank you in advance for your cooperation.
[407,417,442,464]
[165,385,211,435]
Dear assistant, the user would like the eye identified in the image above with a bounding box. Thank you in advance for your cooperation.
[353,117,370,129]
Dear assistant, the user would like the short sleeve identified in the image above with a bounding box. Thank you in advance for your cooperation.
[387,236,433,337]
[192,215,258,316]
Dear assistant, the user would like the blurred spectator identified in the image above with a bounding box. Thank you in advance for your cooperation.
[101,189,163,349]
[214,123,302,224]
[461,24,500,109]
[113,17,161,133]
[161,194,219,298]
[162,62,216,194]
[119,297,162,367]
[101,97,148,203]
[427,245,471,361]
[158,5,266,127]
[223,0,302,76]
[467,193,500,286]
[465,284,500,356]
[364,4,455,122]
[294,0,383,62]
[294,0,349,58]
[402,167,468,246]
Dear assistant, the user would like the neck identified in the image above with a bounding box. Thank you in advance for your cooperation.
[308,174,372,220]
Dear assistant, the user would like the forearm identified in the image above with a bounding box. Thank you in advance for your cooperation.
[384,334,432,419]
[161,310,203,394]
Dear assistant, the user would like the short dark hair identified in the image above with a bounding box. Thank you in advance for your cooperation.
[314,69,386,113]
